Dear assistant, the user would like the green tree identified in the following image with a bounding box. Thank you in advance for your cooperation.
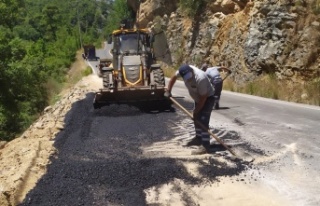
[179,0,208,17]
[0,0,25,29]
[104,0,132,36]
[41,5,61,41]
[0,0,114,141]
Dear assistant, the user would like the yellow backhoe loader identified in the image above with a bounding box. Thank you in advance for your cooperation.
[93,22,171,111]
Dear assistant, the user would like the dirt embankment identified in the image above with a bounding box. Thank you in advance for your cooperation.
[0,53,101,206]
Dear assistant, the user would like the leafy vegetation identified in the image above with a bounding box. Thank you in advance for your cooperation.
[0,0,131,141]
[312,0,320,14]
[104,0,133,35]
[223,73,320,106]
[179,0,208,17]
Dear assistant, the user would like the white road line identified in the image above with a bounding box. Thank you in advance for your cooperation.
[223,90,320,111]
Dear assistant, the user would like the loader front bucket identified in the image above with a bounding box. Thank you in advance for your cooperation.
[93,87,172,110]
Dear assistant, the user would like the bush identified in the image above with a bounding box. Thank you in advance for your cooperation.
[238,74,280,99]
[305,78,320,106]
[223,72,320,106]
[82,66,93,76]
[312,0,320,14]
[179,0,208,17]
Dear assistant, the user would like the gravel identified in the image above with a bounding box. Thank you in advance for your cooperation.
[19,93,253,206]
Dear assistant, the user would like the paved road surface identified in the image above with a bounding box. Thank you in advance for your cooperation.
[171,80,320,205]
[19,64,320,205]
[95,42,113,61]
[88,42,113,75]
[20,86,251,205]
[87,51,320,205]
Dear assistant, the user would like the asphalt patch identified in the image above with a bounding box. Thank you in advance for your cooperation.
[19,93,256,206]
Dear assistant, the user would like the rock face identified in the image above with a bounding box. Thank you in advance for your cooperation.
[132,0,320,85]
[137,0,179,26]
[127,0,140,12]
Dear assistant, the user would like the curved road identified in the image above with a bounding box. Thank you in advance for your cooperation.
[88,42,113,75]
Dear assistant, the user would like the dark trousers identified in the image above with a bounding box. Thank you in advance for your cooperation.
[212,78,223,99]
[194,96,215,147]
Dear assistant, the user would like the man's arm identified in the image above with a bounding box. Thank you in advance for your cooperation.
[193,94,207,117]
[218,66,232,74]
[166,75,177,93]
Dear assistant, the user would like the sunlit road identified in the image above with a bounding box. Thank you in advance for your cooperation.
[87,42,113,75]
[170,79,320,205]
[218,90,320,149]
[95,42,113,61]
[88,44,320,205]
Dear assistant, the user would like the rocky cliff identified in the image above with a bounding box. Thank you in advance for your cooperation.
[129,0,320,104]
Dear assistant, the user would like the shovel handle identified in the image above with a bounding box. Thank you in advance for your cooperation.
[169,97,237,157]
[222,72,231,82]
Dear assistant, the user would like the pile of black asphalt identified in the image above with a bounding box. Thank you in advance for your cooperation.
[19,93,253,206]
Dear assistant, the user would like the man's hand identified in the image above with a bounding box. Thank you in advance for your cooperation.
[164,91,172,98]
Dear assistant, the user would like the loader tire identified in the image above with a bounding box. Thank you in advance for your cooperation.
[153,68,165,86]
[102,71,112,88]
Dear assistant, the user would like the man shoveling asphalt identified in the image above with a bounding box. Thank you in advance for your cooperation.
[165,64,215,155]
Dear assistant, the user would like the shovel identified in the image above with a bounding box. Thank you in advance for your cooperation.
[169,97,236,155]
[169,96,254,162]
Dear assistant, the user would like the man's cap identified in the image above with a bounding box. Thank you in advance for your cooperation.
[201,63,208,71]
[179,65,193,81]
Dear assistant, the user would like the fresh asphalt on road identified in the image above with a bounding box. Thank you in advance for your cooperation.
[19,89,249,205]
[91,47,320,204]
[91,44,320,204]
[20,46,320,205]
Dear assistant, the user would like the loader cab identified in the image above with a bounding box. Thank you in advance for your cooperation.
[114,32,149,55]
[119,33,140,54]
[111,29,155,70]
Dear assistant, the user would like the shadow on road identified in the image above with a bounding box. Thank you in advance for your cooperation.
[19,92,251,206]
[215,106,230,110]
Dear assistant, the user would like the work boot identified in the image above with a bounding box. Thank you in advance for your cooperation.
[191,145,212,155]
[184,136,202,147]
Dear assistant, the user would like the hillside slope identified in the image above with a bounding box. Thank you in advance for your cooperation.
[130,0,320,104]
[0,54,101,206]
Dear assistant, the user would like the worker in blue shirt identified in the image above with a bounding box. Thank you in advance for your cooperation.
[201,64,232,109]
